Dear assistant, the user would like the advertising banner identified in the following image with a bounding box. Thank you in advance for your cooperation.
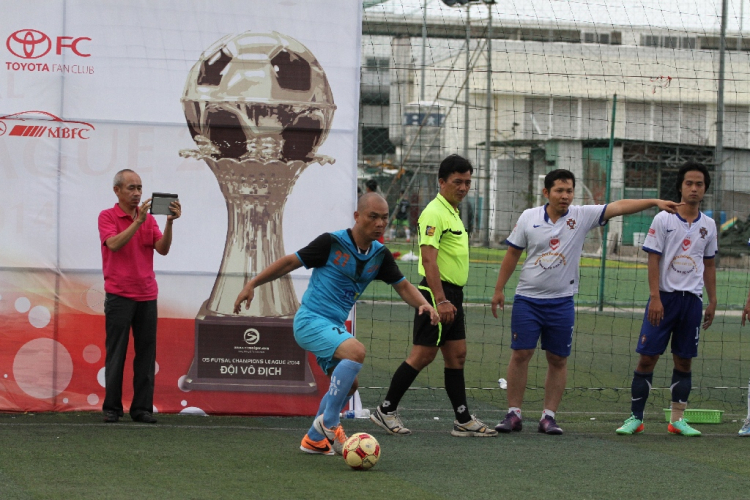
[0,0,361,415]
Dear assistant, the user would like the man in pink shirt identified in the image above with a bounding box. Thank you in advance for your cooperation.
[98,169,181,423]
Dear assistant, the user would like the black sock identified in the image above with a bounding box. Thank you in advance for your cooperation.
[630,371,652,420]
[670,368,692,404]
[380,361,420,414]
[445,368,471,424]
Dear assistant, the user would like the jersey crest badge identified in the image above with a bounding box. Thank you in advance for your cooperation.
[648,228,656,235]
[682,238,692,251]
[549,238,560,250]
[566,218,576,229]
[425,226,435,236]
[699,227,707,239]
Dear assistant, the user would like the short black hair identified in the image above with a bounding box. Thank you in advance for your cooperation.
[365,179,378,192]
[438,154,473,181]
[676,161,711,199]
[544,169,576,191]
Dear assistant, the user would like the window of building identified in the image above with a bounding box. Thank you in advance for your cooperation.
[521,29,550,42]
[642,35,660,47]
[581,100,608,139]
[653,103,680,143]
[681,37,696,49]
[552,98,578,139]
[524,97,551,139]
[725,106,749,149]
[364,57,390,71]
[680,104,707,145]
[362,127,396,155]
[662,36,678,49]
[625,102,650,141]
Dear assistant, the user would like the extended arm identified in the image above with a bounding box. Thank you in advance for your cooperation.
[233,254,303,313]
[646,252,663,326]
[392,279,439,325]
[491,246,523,318]
[603,199,681,221]
[420,245,457,324]
[702,258,717,329]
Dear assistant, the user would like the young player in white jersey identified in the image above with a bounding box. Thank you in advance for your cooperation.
[616,161,717,437]
[491,169,680,435]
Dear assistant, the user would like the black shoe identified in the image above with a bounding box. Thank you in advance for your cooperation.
[132,412,157,424]
[103,411,119,423]
[538,415,563,435]
[495,411,523,433]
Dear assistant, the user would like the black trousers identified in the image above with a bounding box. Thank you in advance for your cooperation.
[103,293,157,418]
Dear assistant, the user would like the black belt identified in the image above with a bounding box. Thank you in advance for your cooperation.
[419,277,463,292]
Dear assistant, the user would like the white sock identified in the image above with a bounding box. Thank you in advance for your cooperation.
[509,407,522,418]
[746,378,750,420]
[405,229,411,240]
[542,409,556,420]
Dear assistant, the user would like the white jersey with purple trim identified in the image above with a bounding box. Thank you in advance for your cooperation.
[506,204,607,298]
[642,211,718,296]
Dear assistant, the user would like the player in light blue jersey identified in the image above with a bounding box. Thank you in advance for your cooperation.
[234,192,439,456]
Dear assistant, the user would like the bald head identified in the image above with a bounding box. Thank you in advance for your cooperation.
[357,192,387,213]
[352,192,389,246]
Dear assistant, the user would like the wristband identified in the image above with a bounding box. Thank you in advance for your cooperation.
[437,300,451,306]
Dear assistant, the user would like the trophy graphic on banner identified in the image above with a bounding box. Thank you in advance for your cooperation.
[179,31,336,392]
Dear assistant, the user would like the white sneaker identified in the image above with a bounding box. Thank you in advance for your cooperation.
[370,406,411,435]
[739,419,750,436]
[313,414,347,454]
[451,415,498,437]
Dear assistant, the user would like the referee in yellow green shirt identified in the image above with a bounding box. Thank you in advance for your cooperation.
[370,155,498,437]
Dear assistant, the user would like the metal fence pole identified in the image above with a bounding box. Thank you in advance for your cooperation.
[598,94,617,311]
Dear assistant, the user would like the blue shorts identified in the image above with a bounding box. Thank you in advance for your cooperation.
[637,291,702,359]
[510,295,575,357]
[293,308,353,374]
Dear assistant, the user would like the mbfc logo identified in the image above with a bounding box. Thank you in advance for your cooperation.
[0,111,94,140]
[6,29,90,59]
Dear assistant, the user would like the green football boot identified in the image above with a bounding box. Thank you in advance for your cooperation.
[616,414,644,435]
[738,419,750,437]
[668,419,701,437]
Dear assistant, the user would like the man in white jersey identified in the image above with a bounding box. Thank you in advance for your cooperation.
[491,169,680,435]
[740,252,750,436]
[616,162,717,437]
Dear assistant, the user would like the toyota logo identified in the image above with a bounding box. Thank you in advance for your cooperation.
[7,29,51,59]
[243,328,260,345]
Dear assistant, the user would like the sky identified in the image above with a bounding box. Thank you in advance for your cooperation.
[366,0,750,33]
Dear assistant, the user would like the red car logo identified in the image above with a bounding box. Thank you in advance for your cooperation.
[7,29,52,59]
[0,110,94,139]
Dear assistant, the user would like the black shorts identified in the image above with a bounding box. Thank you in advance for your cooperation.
[413,278,466,347]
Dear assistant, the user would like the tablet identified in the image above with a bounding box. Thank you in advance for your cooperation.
[150,192,178,216]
